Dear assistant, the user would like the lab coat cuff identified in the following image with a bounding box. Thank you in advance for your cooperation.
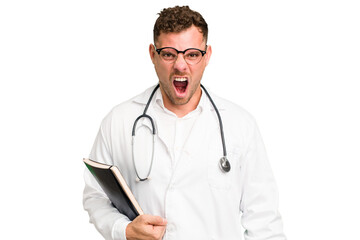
[112,218,131,240]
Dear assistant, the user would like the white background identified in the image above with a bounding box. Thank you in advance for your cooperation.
[1,0,359,239]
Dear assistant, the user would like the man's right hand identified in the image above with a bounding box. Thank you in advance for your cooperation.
[126,214,167,240]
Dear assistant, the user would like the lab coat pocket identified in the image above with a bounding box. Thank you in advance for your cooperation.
[207,147,241,190]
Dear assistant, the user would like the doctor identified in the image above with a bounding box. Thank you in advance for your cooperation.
[83,5,286,240]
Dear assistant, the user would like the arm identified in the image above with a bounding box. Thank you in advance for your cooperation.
[83,116,167,240]
[83,126,131,240]
[240,122,286,240]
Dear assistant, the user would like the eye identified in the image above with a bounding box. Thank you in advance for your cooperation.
[185,50,201,59]
[160,50,176,60]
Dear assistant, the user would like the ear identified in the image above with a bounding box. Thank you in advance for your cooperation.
[205,45,212,66]
[149,44,156,64]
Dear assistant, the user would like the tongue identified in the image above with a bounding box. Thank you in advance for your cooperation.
[174,80,187,93]
[174,81,187,88]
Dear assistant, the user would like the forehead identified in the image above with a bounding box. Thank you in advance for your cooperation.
[156,25,205,49]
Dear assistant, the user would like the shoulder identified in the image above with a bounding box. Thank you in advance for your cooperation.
[205,88,259,143]
[208,89,257,126]
[100,85,157,129]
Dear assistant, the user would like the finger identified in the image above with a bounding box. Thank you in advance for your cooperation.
[144,215,167,226]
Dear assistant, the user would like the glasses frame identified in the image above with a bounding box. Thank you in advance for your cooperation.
[154,45,207,65]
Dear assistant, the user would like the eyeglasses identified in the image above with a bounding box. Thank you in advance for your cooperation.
[155,46,207,65]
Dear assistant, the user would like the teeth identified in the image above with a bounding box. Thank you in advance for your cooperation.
[174,77,187,82]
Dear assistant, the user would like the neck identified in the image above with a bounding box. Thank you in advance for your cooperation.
[161,87,202,118]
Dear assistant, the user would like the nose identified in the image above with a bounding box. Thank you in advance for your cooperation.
[173,53,188,71]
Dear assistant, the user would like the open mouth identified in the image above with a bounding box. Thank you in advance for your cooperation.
[173,77,188,95]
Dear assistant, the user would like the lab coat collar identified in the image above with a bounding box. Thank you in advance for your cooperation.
[132,84,226,112]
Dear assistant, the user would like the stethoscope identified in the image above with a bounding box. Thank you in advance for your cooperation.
[132,84,231,181]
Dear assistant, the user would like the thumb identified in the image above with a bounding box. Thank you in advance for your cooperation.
[144,215,167,226]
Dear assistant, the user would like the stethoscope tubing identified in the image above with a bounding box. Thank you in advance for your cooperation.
[200,84,227,158]
[131,84,230,181]
[131,85,160,136]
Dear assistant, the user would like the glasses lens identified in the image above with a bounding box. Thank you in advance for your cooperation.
[159,48,177,62]
[184,49,202,64]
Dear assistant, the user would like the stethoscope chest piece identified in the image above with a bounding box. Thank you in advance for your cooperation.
[219,156,231,172]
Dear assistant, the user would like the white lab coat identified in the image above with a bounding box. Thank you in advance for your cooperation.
[83,85,286,240]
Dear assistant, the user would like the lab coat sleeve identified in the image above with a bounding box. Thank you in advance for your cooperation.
[83,121,131,240]
[240,121,286,240]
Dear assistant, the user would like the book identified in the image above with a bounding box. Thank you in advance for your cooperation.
[83,158,144,221]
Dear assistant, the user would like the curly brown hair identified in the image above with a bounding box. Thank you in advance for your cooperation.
[153,6,208,44]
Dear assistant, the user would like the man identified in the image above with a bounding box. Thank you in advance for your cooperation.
[83,6,286,240]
